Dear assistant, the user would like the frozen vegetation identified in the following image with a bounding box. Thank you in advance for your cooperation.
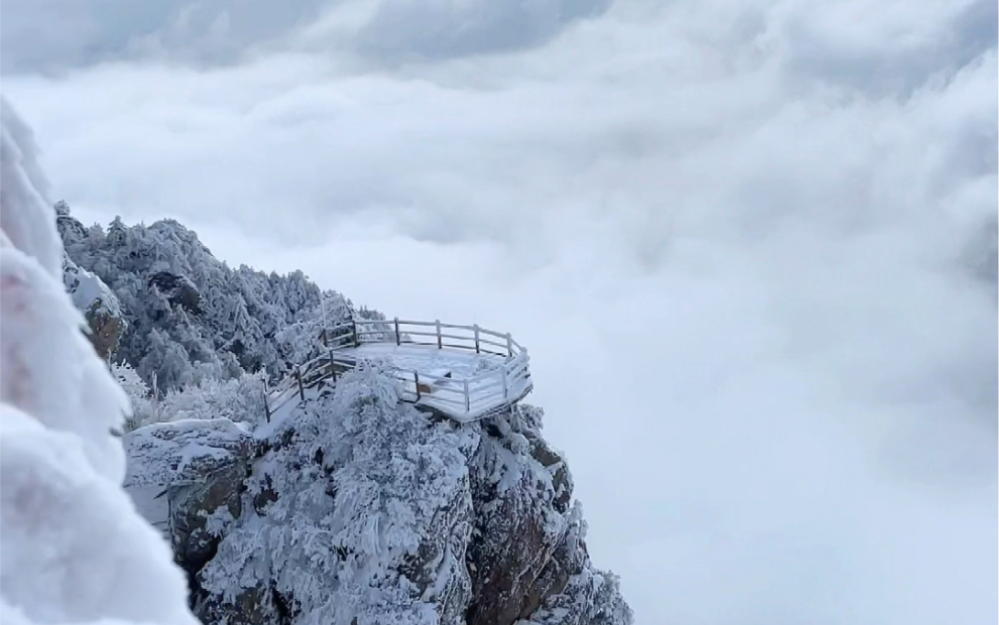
[56,202,382,395]
[124,372,632,625]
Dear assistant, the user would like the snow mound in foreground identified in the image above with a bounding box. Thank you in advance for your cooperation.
[0,96,198,625]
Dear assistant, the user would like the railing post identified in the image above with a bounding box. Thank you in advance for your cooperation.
[394,317,401,346]
[506,333,513,357]
[473,324,480,354]
[296,366,305,402]
[352,319,359,347]
[414,371,421,400]
[463,379,470,413]
[436,320,442,349]
[151,371,159,421]
[329,349,337,382]
[501,368,509,400]
[262,379,271,423]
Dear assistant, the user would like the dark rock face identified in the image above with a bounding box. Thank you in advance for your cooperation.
[466,410,573,625]
[84,299,126,360]
[148,271,202,314]
[168,460,246,595]
[123,420,258,614]
[462,407,625,625]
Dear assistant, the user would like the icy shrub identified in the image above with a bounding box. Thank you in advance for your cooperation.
[112,361,156,432]
[154,372,268,429]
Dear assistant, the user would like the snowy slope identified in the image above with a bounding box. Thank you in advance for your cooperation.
[64,252,121,318]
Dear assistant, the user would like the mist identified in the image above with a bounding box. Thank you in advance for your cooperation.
[3,0,996,622]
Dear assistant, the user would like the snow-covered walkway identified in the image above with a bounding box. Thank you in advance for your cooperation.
[338,342,533,422]
[269,319,534,424]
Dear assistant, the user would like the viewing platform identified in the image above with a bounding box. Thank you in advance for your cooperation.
[267,318,533,424]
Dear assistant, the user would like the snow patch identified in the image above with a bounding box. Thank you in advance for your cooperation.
[124,417,255,488]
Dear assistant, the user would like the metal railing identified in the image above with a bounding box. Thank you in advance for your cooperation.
[263,318,532,423]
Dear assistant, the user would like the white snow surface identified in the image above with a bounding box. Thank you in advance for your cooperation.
[124,417,254,488]
[347,343,504,379]
[0,97,198,625]
[63,254,122,318]
[0,97,60,278]
[128,484,171,539]
[201,368,482,625]
[337,343,533,420]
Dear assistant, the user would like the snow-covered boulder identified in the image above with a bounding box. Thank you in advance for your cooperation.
[63,253,126,359]
[134,369,631,625]
[124,419,257,588]
[124,418,256,488]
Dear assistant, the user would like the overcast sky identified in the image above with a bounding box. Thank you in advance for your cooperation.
[3,0,997,623]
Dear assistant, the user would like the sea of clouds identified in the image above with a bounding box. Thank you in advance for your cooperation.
[3,0,996,622]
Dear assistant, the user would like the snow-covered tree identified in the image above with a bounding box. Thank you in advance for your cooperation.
[57,208,369,392]
[0,96,197,625]
[199,366,478,625]
[112,361,156,432]
[153,371,268,429]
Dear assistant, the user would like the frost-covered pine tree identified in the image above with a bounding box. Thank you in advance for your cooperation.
[112,361,157,431]
[199,366,478,625]
[0,96,197,625]
[57,206,367,393]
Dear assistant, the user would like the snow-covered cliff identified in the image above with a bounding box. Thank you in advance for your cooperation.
[51,177,629,625]
[124,368,632,625]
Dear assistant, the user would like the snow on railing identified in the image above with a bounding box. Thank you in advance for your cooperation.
[263,318,532,423]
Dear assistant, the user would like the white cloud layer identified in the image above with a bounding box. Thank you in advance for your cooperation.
[4,0,996,622]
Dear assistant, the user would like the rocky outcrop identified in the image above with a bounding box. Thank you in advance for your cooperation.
[465,410,575,625]
[123,371,631,625]
[148,271,202,314]
[123,419,258,600]
[63,254,126,359]
[167,461,246,591]
[124,418,257,488]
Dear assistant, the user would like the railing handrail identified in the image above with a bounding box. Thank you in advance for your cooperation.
[264,317,531,423]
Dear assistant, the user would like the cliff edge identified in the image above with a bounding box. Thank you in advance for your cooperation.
[124,368,631,625]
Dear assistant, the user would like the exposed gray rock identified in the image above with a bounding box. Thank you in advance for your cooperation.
[168,461,245,591]
[124,419,258,614]
[466,406,587,625]
[148,271,202,314]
